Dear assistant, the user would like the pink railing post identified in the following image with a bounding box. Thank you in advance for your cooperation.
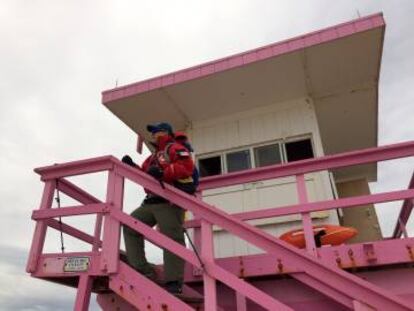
[92,214,103,251]
[296,174,317,256]
[100,170,124,273]
[26,180,55,273]
[201,219,217,311]
[74,274,93,311]
[398,218,409,238]
[236,292,247,311]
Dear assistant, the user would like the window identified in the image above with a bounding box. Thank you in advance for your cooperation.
[285,139,314,162]
[197,136,314,177]
[226,149,251,173]
[199,156,222,177]
[254,143,282,167]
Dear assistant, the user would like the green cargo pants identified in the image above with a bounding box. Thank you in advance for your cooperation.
[123,200,185,283]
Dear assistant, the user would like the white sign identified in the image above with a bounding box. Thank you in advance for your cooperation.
[63,257,90,272]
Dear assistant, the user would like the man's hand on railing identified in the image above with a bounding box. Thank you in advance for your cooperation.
[148,166,164,180]
[122,155,138,168]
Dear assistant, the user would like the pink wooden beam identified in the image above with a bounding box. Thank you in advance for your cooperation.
[293,272,354,309]
[296,174,317,255]
[183,237,414,282]
[113,160,414,310]
[100,171,124,273]
[112,207,292,310]
[32,252,102,278]
[110,261,195,311]
[34,155,115,181]
[97,293,137,311]
[236,293,247,311]
[26,181,55,273]
[201,220,217,311]
[93,214,103,251]
[32,203,106,220]
[185,188,414,228]
[205,262,294,310]
[199,141,414,190]
[393,172,414,238]
[57,178,102,205]
[111,208,201,267]
[56,179,105,250]
[46,218,102,247]
[74,274,93,311]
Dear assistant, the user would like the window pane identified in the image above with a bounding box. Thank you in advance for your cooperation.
[285,139,314,162]
[199,156,222,177]
[254,144,282,167]
[226,150,251,173]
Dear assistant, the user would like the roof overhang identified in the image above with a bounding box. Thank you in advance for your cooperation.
[102,13,385,181]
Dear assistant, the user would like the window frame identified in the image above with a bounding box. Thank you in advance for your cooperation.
[197,152,224,178]
[282,135,315,163]
[225,148,253,173]
[252,141,284,169]
[196,134,315,176]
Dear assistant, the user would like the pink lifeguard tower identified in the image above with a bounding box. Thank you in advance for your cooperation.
[27,13,414,310]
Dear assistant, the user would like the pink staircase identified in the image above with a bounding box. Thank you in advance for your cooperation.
[27,141,414,310]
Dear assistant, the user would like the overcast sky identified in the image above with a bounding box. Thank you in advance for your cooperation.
[1,1,414,310]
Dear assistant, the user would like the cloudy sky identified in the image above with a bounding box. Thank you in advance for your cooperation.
[1,1,413,310]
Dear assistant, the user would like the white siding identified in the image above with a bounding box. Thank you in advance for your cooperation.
[187,97,339,258]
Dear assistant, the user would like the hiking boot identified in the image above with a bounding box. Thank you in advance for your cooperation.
[164,281,183,295]
[136,263,160,283]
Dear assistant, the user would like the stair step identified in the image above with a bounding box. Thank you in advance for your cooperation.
[109,262,200,310]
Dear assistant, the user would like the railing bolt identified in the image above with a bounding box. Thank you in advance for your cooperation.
[335,257,342,268]
[406,245,414,261]
[239,256,245,278]
[348,249,356,269]
[277,258,283,273]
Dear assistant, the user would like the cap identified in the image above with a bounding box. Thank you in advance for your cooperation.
[146,122,173,135]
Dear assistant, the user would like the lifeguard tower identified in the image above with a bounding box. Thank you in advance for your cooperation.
[27,13,414,310]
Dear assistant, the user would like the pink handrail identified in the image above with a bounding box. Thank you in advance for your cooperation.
[28,141,414,310]
[392,172,414,238]
[198,140,414,190]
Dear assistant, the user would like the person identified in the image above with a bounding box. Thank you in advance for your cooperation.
[122,122,195,295]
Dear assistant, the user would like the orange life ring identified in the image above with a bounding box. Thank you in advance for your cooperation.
[279,225,358,248]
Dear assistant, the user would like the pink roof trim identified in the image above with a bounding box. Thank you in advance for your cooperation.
[102,13,385,104]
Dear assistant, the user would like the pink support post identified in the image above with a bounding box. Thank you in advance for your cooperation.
[46,219,101,247]
[26,180,55,273]
[236,292,247,311]
[57,178,102,205]
[398,218,409,239]
[32,203,106,220]
[74,274,93,311]
[100,171,124,273]
[192,192,203,275]
[201,219,217,311]
[193,192,203,249]
[296,174,317,255]
[93,214,103,251]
